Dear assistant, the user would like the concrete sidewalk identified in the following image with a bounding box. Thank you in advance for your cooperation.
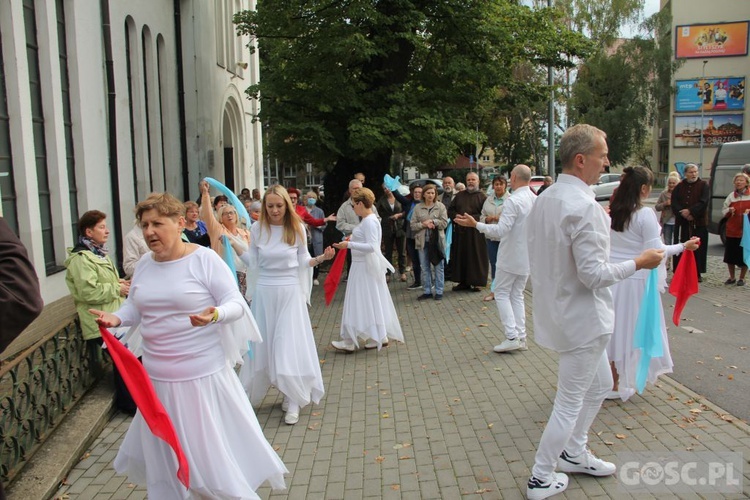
[42,273,750,499]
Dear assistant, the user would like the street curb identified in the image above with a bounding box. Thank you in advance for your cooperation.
[7,376,115,500]
[661,374,750,432]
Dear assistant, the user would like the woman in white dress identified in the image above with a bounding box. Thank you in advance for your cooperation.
[91,192,287,499]
[331,187,405,352]
[235,185,334,425]
[607,167,700,401]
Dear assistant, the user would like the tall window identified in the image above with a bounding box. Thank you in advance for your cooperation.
[157,36,167,190]
[24,0,56,273]
[56,0,78,238]
[0,33,18,233]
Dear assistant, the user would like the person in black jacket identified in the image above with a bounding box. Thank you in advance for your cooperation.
[0,217,43,500]
[0,217,43,353]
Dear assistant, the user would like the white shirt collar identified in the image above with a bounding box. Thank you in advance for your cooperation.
[557,173,595,198]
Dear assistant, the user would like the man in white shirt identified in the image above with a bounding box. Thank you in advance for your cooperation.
[336,179,363,280]
[524,124,663,500]
[455,164,535,353]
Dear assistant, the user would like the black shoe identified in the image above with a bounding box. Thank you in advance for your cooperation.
[697,275,703,283]
[417,293,432,301]
[452,283,469,291]
[434,294,443,300]
[407,282,422,290]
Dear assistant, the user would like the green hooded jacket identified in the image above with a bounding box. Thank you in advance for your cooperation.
[64,244,124,340]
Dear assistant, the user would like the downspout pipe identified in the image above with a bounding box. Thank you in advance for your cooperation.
[100,0,124,268]
[174,0,189,199]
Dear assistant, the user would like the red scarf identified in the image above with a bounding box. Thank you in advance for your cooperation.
[99,326,190,489]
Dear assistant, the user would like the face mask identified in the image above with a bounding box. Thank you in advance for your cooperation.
[307,198,316,206]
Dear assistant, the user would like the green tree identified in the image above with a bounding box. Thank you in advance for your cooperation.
[569,10,678,167]
[235,0,590,206]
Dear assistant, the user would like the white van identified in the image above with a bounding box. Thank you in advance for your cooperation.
[708,140,750,243]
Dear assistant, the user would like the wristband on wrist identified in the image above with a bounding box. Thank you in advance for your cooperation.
[211,309,219,323]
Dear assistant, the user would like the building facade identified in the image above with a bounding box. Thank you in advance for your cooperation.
[0,0,262,353]
[657,0,750,178]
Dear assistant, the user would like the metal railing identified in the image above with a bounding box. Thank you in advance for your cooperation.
[0,318,103,485]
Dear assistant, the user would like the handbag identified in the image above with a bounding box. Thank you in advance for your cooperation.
[427,229,444,265]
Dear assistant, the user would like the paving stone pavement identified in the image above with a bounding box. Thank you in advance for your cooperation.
[52,269,750,500]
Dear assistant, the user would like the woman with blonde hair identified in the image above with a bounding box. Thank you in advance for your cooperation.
[199,181,251,295]
[91,192,287,498]
[331,188,404,351]
[235,185,335,425]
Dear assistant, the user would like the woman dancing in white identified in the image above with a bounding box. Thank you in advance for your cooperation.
[91,192,287,499]
[331,187,404,351]
[236,185,334,425]
[607,166,699,401]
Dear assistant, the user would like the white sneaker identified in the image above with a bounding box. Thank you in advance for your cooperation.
[364,337,389,349]
[284,412,299,425]
[526,472,568,500]
[313,279,320,286]
[332,339,357,352]
[558,449,616,476]
[519,339,528,351]
[493,338,521,353]
[605,390,621,400]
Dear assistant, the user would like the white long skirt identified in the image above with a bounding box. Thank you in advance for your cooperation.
[240,283,325,408]
[113,365,287,499]
[339,257,404,349]
[607,276,673,402]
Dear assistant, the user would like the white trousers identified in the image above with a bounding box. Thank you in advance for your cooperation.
[531,335,612,481]
[492,270,528,340]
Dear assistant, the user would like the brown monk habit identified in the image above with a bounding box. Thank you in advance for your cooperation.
[448,189,489,288]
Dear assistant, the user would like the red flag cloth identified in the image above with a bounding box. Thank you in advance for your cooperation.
[324,249,347,306]
[99,325,190,489]
[668,250,699,326]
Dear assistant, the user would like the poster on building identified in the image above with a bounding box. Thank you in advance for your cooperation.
[675,77,745,112]
[675,22,749,59]
[673,114,743,148]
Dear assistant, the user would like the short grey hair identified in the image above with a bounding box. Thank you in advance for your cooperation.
[559,124,607,169]
[512,164,532,182]
[684,163,699,173]
[349,179,362,190]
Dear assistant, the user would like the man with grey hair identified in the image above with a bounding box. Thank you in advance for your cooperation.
[455,164,536,353]
[447,172,488,291]
[337,179,363,280]
[525,124,663,499]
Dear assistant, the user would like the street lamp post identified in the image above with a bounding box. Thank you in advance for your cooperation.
[699,59,708,177]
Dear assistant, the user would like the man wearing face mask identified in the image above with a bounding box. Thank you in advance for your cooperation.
[671,163,709,281]
[447,172,489,292]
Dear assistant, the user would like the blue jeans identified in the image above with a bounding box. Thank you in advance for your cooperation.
[662,223,675,245]
[419,248,444,296]
[486,240,500,280]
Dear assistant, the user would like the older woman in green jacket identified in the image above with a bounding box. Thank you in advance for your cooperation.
[65,210,130,342]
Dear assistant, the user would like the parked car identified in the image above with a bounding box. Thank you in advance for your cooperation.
[591,173,621,201]
[708,140,750,245]
[529,176,545,194]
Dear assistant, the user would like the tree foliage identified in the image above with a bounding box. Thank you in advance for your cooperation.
[569,10,678,167]
[235,0,591,205]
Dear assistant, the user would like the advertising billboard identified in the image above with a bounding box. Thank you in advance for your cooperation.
[674,114,743,148]
[675,22,749,59]
[675,77,745,112]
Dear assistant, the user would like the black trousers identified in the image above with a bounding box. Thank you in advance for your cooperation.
[673,224,708,276]
[382,231,406,275]
[406,237,421,284]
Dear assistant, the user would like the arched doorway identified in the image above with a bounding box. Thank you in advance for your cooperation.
[220,96,244,193]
